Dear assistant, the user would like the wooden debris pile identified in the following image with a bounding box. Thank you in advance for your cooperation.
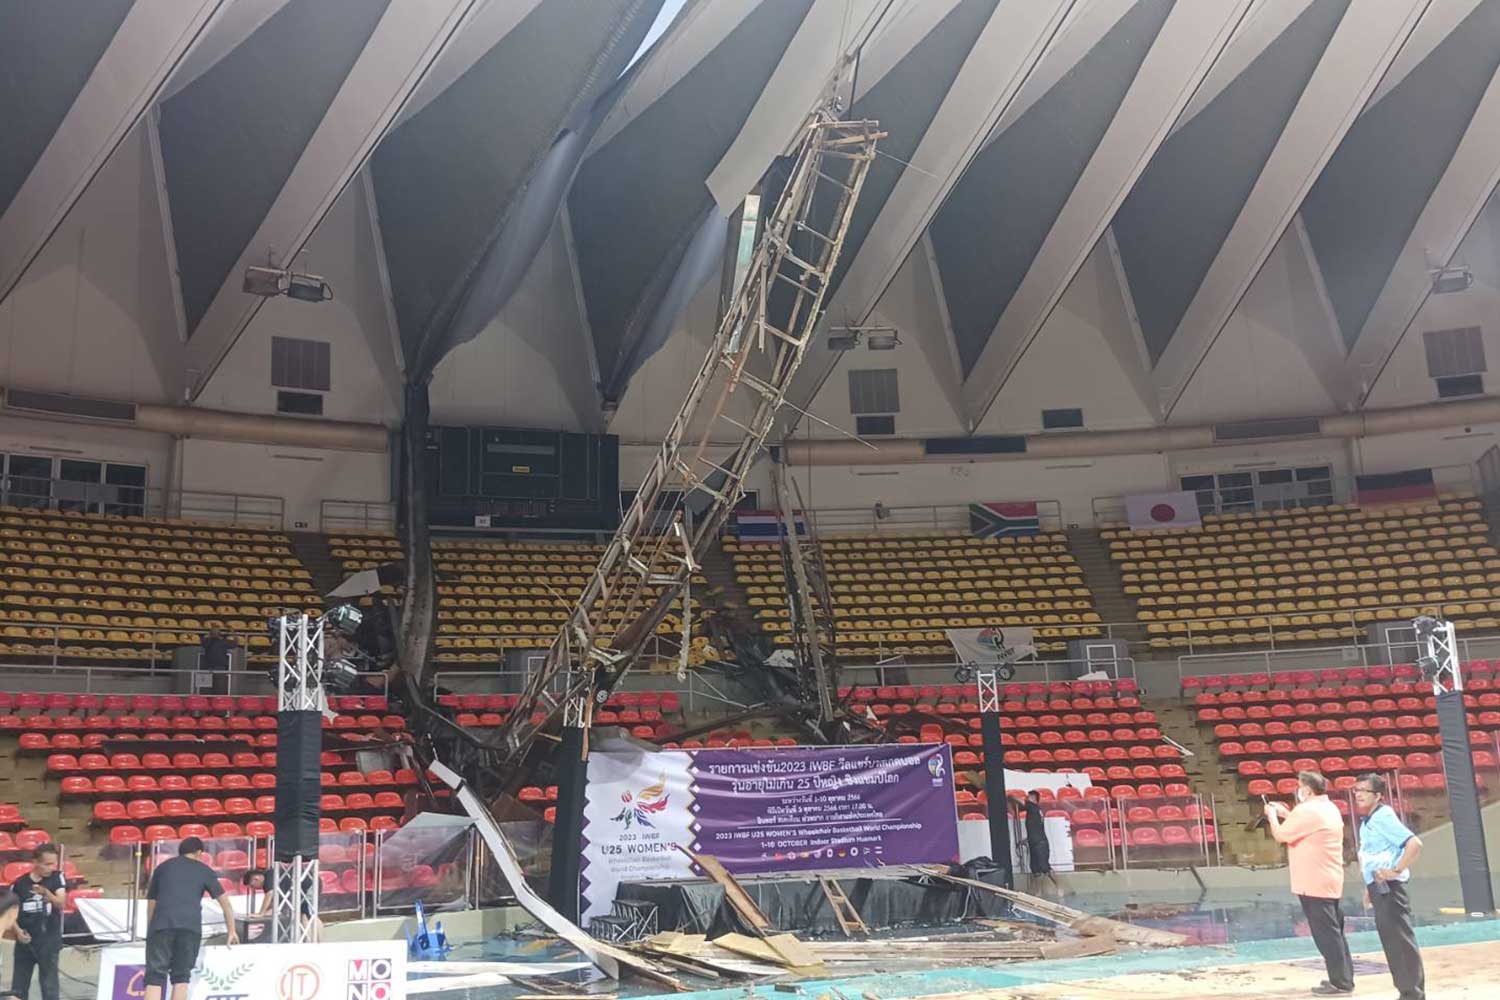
[595,869,1192,986]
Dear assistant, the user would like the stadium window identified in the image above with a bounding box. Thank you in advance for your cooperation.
[1180,474,1216,516]
[847,369,899,415]
[104,463,147,517]
[2,455,52,509]
[1436,373,1484,398]
[1041,407,1084,430]
[0,455,147,515]
[277,390,325,416]
[57,460,103,514]
[1183,463,1333,514]
[1423,326,1485,378]
[271,336,331,392]
[1295,465,1334,505]
[855,415,896,437]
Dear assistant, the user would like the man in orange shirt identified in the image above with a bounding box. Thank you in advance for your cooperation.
[1266,771,1352,996]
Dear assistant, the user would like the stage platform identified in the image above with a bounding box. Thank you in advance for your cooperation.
[614,865,1010,935]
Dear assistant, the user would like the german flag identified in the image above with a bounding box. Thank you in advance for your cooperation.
[1356,468,1436,506]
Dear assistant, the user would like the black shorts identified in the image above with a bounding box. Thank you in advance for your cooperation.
[144,928,202,987]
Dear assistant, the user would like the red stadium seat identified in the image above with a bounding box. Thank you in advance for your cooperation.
[110,826,143,846]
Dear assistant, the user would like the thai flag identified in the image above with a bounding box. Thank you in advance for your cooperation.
[735,510,806,538]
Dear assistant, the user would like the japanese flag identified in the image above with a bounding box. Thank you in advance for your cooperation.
[1124,490,1201,530]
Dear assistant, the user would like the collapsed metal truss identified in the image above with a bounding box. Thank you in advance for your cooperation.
[487,114,882,766]
[770,461,839,726]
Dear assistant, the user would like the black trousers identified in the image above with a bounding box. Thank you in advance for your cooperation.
[143,928,201,988]
[1299,894,1354,991]
[1027,837,1051,874]
[1371,882,1425,1000]
[11,934,61,1000]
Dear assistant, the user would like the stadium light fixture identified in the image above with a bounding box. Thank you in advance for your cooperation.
[1430,265,1472,295]
[826,329,861,350]
[243,264,334,302]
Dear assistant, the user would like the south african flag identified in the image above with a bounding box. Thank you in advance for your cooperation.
[968,501,1040,538]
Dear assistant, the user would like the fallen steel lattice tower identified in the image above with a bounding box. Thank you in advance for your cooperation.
[487,114,882,766]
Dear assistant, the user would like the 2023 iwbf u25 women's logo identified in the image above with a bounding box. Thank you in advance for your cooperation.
[612,777,670,830]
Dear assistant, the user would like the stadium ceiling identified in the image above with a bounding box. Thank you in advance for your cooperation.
[5,0,1500,432]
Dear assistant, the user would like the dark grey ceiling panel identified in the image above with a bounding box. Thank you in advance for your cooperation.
[568,0,814,389]
[372,0,663,361]
[929,0,1172,379]
[1114,0,1348,364]
[0,0,133,216]
[159,0,391,335]
[1301,0,1500,350]
[821,0,999,306]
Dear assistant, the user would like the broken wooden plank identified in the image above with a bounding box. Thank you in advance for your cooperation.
[406,973,513,994]
[713,932,826,976]
[1038,934,1119,961]
[680,847,772,931]
[922,870,1188,948]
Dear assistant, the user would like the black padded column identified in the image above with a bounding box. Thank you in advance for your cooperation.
[979,710,1013,888]
[1435,689,1495,913]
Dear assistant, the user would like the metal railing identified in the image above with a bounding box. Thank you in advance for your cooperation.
[0,479,285,529]
[1175,633,1500,689]
[796,499,1064,536]
[0,659,390,698]
[1145,605,1500,657]
[320,499,396,535]
[1092,464,1478,525]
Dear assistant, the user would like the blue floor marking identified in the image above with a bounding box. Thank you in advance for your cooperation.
[634,919,1500,1000]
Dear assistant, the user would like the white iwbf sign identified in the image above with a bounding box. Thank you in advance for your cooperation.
[96,940,406,1000]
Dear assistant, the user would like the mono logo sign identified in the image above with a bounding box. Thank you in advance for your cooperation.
[346,956,395,1000]
[278,963,322,1000]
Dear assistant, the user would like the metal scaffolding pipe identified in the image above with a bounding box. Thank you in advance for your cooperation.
[0,387,389,452]
[781,397,1500,466]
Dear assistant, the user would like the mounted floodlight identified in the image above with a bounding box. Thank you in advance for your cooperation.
[866,330,901,351]
[243,264,333,302]
[243,266,288,297]
[286,273,333,302]
[826,330,861,351]
[1430,265,1473,295]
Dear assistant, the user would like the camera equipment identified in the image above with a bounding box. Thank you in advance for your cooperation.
[325,604,364,637]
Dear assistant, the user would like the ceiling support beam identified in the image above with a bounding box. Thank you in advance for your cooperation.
[183,0,483,400]
[957,0,1252,431]
[0,0,224,304]
[776,0,1076,437]
[1344,66,1500,402]
[1151,0,1428,418]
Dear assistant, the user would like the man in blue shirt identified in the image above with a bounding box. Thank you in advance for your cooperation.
[1355,774,1424,1000]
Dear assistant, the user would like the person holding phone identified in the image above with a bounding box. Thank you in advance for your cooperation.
[9,845,65,1000]
[1265,770,1353,996]
[1355,774,1425,1000]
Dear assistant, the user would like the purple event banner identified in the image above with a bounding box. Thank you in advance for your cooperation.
[686,744,959,875]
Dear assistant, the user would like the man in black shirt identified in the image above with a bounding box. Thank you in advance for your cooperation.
[144,838,238,1000]
[9,846,64,1000]
[1020,791,1052,875]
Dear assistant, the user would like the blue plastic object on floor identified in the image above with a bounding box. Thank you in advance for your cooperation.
[407,900,452,961]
